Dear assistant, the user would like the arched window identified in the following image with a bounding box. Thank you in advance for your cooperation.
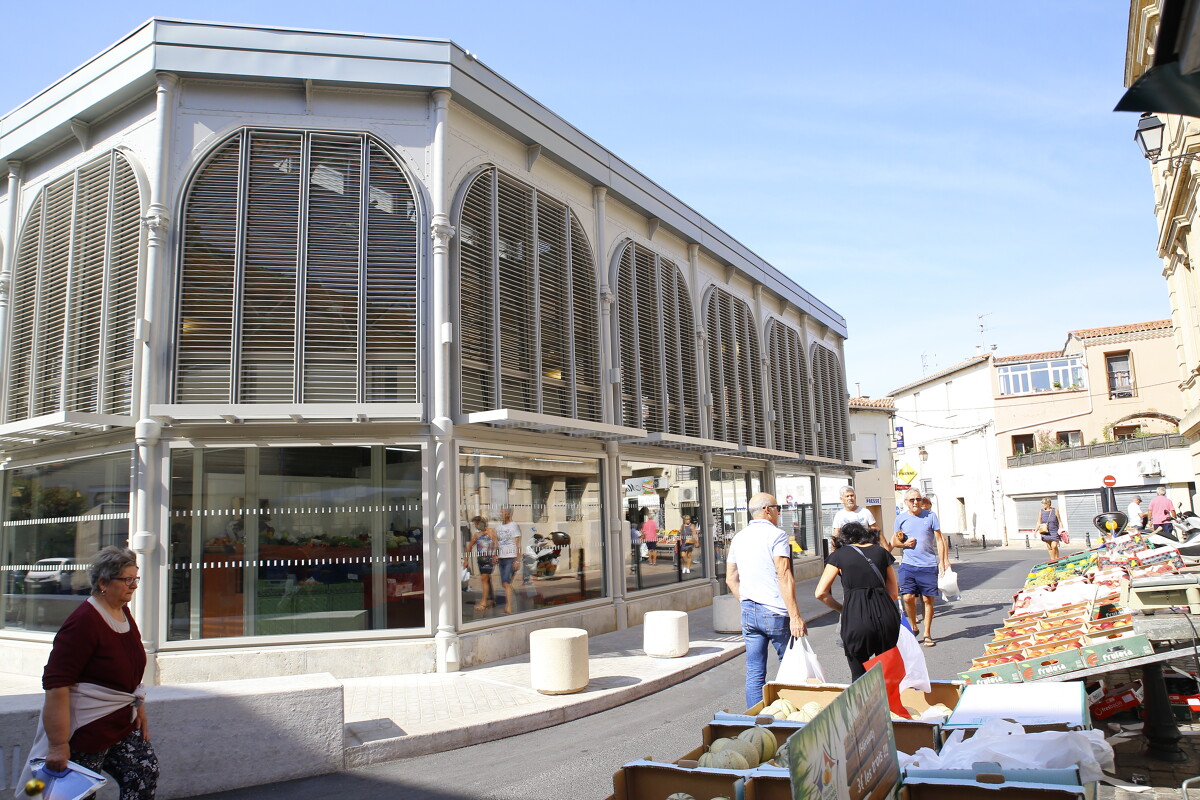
[614,241,701,437]
[175,130,420,403]
[766,319,812,454]
[6,150,142,422]
[457,168,600,421]
[811,343,849,460]
[705,289,763,447]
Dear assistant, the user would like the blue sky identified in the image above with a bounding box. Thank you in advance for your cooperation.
[0,1,1166,397]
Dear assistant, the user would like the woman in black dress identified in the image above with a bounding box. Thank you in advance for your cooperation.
[814,521,901,679]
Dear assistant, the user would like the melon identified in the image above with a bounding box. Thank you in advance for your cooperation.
[737,726,777,762]
[708,749,751,770]
[776,698,797,715]
[708,736,737,753]
[665,794,696,800]
[790,701,822,722]
[707,736,760,766]
[785,711,810,722]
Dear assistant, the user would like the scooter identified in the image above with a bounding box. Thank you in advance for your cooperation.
[1148,509,1200,558]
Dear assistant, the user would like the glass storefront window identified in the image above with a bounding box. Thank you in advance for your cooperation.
[1,453,132,632]
[775,471,816,556]
[710,467,763,594]
[168,446,425,640]
[622,461,705,591]
[459,447,604,623]
[819,474,853,553]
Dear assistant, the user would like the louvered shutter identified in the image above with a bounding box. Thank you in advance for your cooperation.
[455,168,600,421]
[768,320,808,454]
[241,132,302,402]
[706,289,763,447]
[459,172,496,413]
[7,199,42,421]
[178,136,241,402]
[177,130,420,405]
[104,157,141,414]
[569,217,600,422]
[811,344,850,460]
[5,150,142,423]
[364,140,420,402]
[304,135,361,402]
[614,241,700,436]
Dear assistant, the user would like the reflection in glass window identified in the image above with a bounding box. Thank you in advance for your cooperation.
[458,448,604,623]
[622,460,705,592]
[710,468,763,595]
[167,446,425,640]
[774,471,816,556]
[1,453,132,632]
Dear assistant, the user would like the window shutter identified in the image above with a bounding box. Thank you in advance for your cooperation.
[178,136,241,402]
[455,167,600,421]
[767,320,810,454]
[177,130,419,405]
[706,288,762,447]
[459,171,497,413]
[5,150,142,423]
[811,344,849,460]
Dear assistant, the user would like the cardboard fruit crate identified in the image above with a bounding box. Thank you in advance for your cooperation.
[1079,634,1155,668]
[1017,648,1086,681]
[608,761,744,800]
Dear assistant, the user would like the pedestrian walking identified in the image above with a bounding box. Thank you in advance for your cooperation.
[832,485,887,551]
[1126,496,1146,532]
[465,516,498,612]
[891,489,949,648]
[680,515,698,574]
[1036,497,1063,561]
[815,521,901,680]
[641,512,659,565]
[726,493,807,707]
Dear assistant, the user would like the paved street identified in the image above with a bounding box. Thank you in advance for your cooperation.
[190,543,1047,800]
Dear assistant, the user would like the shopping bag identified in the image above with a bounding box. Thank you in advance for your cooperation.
[1059,530,1070,544]
[894,624,931,692]
[938,567,961,602]
[460,566,471,589]
[775,635,826,684]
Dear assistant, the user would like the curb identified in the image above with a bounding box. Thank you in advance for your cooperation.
[344,639,747,768]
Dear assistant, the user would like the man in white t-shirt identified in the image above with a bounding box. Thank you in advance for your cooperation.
[726,492,807,707]
[1126,497,1145,532]
[831,486,886,550]
[495,507,521,614]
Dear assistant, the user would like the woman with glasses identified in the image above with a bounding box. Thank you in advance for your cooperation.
[30,545,158,799]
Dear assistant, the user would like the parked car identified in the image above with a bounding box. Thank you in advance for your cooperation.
[24,558,78,594]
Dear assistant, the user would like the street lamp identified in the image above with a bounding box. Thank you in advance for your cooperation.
[1134,112,1198,167]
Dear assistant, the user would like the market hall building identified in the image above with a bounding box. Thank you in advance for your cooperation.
[0,19,858,683]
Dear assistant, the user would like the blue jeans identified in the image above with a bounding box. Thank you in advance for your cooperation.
[741,599,791,708]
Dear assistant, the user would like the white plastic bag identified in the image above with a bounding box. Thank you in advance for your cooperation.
[938,567,961,602]
[776,635,826,684]
[895,624,932,693]
[461,566,471,589]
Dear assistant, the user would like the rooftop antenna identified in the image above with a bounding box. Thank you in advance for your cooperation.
[978,312,993,350]
[921,353,929,375]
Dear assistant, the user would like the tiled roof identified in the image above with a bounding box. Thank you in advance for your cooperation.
[849,396,894,410]
[1068,319,1173,339]
[993,350,1062,364]
[887,354,990,397]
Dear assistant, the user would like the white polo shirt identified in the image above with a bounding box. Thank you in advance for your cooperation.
[727,519,791,615]
[832,506,877,535]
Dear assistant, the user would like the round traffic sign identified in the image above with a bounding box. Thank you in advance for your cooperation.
[786,495,794,505]
[1103,475,1117,487]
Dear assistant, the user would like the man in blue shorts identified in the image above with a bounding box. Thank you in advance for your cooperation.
[891,489,949,647]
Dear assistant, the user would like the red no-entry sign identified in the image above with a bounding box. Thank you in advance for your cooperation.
[1103,475,1117,487]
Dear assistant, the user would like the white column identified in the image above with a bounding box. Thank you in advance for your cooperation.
[131,72,178,681]
[0,160,22,410]
[429,89,460,673]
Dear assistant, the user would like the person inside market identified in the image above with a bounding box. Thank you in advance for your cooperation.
[641,511,659,565]
[815,521,901,680]
[679,515,699,574]
[832,485,888,551]
[892,489,949,647]
[726,493,807,707]
[27,546,159,799]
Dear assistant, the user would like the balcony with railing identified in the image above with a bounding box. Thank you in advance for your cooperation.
[1006,433,1186,467]
[1108,370,1135,399]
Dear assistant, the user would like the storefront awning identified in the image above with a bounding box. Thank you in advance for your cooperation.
[465,408,646,440]
[150,402,423,425]
[721,444,802,461]
[635,431,735,453]
[0,411,135,447]
[775,453,870,471]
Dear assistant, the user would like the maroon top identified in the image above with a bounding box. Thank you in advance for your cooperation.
[42,600,146,753]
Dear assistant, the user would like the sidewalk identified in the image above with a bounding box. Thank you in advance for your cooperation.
[0,572,838,776]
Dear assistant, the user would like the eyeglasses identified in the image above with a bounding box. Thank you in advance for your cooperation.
[111,577,140,587]
[906,499,922,503]
[766,505,783,512]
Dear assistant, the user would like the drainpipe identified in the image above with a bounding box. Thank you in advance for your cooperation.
[429,89,460,673]
[0,160,22,413]
[132,72,178,681]
[593,186,615,424]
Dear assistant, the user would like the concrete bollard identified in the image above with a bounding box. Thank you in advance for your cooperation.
[713,593,742,634]
[529,627,589,695]
[643,609,690,657]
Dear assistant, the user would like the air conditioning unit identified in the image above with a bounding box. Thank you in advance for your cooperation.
[1138,459,1163,477]
[654,477,672,489]
[680,487,698,502]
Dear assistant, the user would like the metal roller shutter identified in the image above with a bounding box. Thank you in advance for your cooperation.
[1065,492,1102,535]
[1013,497,1045,532]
